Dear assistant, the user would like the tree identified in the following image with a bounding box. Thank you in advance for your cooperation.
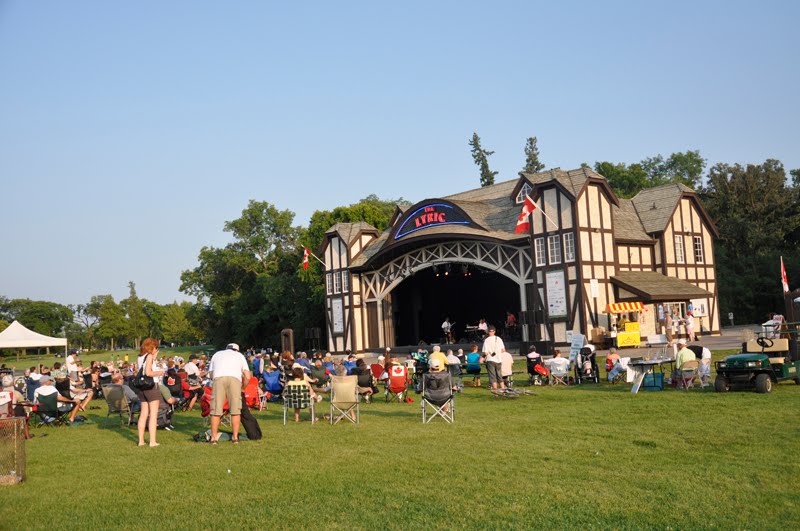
[469,132,498,187]
[224,200,300,274]
[790,168,800,188]
[0,320,8,333]
[10,299,72,337]
[641,151,706,189]
[522,136,545,174]
[121,281,148,349]
[593,161,648,199]
[96,295,127,351]
[72,298,102,349]
[161,302,191,344]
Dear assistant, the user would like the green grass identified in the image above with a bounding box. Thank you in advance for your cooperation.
[2,354,799,529]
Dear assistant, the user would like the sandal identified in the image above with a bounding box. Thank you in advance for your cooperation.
[231,439,239,444]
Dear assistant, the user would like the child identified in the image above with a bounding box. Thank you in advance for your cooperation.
[285,367,321,423]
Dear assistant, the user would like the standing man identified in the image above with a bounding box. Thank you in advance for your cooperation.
[481,325,505,392]
[65,351,81,382]
[441,317,453,343]
[208,343,251,444]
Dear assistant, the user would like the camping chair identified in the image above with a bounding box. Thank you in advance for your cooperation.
[0,392,14,420]
[282,384,315,425]
[677,360,700,390]
[547,359,570,386]
[329,375,359,425]
[200,384,231,428]
[243,376,265,411]
[34,392,71,427]
[262,371,284,403]
[370,363,385,384]
[421,372,455,424]
[101,385,134,428]
[385,365,408,403]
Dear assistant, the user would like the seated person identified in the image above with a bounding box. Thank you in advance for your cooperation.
[33,375,82,423]
[157,383,179,430]
[429,359,445,373]
[1,375,30,439]
[688,345,713,385]
[309,358,330,393]
[351,359,375,402]
[466,345,483,387]
[428,346,448,373]
[343,354,357,376]
[164,369,184,400]
[109,372,141,414]
[672,340,697,381]
[545,350,571,380]
[446,349,462,390]
[286,367,321,423]
[606,347,627,382]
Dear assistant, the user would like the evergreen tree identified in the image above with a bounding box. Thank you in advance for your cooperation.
[522,136,545,173]
[469,132,498,187]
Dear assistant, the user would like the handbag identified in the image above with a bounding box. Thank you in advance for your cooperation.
[131,356,155,390]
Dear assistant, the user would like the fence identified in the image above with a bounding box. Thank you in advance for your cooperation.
[0,418,26,485]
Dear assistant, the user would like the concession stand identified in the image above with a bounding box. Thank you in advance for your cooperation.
[605,301,644,347]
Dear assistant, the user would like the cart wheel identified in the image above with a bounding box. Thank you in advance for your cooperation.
[755,373,772,394]
[714,375,730,393]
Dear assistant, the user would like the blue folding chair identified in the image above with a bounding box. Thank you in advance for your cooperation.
[262,371,284,402]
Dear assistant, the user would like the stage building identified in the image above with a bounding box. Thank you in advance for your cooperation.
[321,168,720,353]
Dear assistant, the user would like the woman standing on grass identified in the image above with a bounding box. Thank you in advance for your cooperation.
[136,338,165,447]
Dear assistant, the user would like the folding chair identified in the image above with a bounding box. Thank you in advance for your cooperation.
[201,384,231,428]
[34,393,71,427]
[0,392,14,420]
[329,375,359,424]
[283,384,315,425]
[101,385,133,428]
[243,376,265,411]
[385,365,408,403]
[677,360,700,390]
[421,372,454,424]
[262,371,284,403]
[548,362,570,386]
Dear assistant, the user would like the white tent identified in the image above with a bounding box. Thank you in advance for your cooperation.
[0,320,67,361]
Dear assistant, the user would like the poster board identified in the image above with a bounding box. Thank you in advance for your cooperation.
[569,333,585,361]
[546,270,567,318]
[332,299,344,334]
[689,298,707,317]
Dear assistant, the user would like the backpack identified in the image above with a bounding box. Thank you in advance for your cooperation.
[239,399,262,441]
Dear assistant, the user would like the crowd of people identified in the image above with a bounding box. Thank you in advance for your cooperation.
[0,323,717,443]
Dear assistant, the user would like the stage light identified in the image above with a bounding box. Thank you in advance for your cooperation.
[444,264,451,276]
[433,265,439,277]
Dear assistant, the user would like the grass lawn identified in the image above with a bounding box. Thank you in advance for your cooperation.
[2,351,799,529]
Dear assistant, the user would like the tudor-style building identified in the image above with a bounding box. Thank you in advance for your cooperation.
[320,168,720,354]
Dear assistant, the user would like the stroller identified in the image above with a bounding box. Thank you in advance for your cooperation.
[526,351,549,385]
[574,346,599,384]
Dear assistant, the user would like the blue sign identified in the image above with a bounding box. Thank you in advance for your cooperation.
[393,203,472,240]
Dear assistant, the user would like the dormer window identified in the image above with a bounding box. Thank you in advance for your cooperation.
[515,182,533,204]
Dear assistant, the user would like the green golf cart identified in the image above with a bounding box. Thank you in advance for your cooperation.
[715,333,800,393]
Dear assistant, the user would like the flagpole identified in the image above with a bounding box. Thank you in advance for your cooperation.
[528,210,540,342]
[306,248,325,266]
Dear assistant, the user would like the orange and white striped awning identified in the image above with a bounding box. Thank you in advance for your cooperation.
[606,302,644,314]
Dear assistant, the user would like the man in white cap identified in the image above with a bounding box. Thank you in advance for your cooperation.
[482,325,506,391]
[208,343,251,444]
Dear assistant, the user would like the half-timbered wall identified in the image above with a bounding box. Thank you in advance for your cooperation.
[660,197,720,334]
[617,244,656,272]
[575,183,616,334]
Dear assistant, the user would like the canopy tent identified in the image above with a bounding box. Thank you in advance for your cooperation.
[0,320,67,361]
[606,301,644,314]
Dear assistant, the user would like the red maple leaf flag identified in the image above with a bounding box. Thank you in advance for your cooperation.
[781,256,789,293]
[303,247,310,270]
[514,195,538,234]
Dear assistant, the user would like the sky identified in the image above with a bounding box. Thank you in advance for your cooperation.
[1,1,798,307]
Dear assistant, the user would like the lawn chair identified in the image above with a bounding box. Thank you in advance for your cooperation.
[101,385,134,428]
[243,376,265,411]
[262,371,284,402]
[677,359,700,390]
[370,363,384,383]
[0,391,14,419]
[385,365,408,403]
[421,372,454,424]
[547,358,570,386]
[282,384,315,425]
[34,392,71,427]
[200,384,231,428]
[329,375,359,424]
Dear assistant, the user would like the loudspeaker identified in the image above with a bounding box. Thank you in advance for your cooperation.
[280,329,294,354]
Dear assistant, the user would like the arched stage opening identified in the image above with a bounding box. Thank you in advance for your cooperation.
[391,263,520,346]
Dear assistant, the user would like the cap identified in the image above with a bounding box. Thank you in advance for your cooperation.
[378,355,385,361]
[40,375,52,384]
[487,325,496,332]
[430,359,442,370]
[227,343,240,352]
[677,339,687,345]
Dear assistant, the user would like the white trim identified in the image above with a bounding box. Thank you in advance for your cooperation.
[563,232,575,263]
[548,234,562,265]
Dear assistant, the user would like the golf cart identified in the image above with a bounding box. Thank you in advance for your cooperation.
[714,329,800,393]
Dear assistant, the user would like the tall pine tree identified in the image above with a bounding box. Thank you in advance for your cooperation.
[522,136,545,173]
[469,132,498,187]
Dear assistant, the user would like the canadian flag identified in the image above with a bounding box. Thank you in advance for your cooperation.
[303,247,310,270]
[781,256,789,293]
[514,195,538,234]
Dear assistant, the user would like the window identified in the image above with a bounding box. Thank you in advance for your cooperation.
[342,271,350,292]
[326,273,333,295]
[693,236,704,264]
[674,235,685,264]
[563,233,575,263]
[534,238,546,266]
[515,182,533,204]
[548,235,562,264]
[333,271,342,294]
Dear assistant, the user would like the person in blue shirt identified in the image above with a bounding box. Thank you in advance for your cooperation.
[465,344,483,387]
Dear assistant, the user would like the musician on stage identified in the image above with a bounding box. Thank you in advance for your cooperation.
[441,317,454,343]
[478,318,488,338]
[505,311,517,339]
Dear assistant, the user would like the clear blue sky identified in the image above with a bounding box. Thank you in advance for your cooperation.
[1,1,798,306]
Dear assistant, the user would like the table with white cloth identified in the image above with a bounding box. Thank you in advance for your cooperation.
[627,358,675,394]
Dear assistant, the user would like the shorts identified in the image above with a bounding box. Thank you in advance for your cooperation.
[487,361,502,384]
[211,376,243,416]
[135,385,162,403]
[467,366,481,376]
